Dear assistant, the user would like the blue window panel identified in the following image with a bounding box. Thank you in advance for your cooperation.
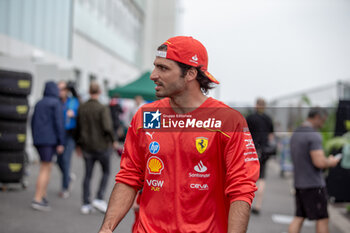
[0,0,8,33]
[8,0,22,39]
[0,0,72,59]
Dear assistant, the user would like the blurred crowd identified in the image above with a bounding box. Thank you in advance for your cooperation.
[30,80,145,214]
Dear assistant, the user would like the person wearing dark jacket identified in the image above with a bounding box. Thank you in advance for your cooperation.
[31,81,65,211]
[246,98,275,215]
[75,82,117,214]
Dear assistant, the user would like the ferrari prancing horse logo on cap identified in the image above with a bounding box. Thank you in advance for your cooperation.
[196,137,208,154]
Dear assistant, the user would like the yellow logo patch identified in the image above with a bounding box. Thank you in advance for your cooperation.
[16,105,28,114]
[17,134,26,142]
[147,156,164,174]
[18,80,30,89]
[9,163,22,172]
[196,137,208,154]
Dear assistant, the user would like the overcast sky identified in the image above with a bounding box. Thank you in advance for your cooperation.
[179,0,350,105]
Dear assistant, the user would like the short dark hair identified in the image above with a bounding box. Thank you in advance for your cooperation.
[256,98,266,106]
[157,44,167,52]
[89,82,100,95]
[308,107,328,119]
[176,62,214,94]
[157,44,215,94]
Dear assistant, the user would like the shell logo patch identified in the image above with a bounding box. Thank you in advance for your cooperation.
[196,137,208,154]
[147,156,164,174]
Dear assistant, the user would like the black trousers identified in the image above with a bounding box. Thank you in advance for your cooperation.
[82,148,111,205]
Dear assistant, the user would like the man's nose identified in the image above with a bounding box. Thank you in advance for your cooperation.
[150,70,158,81]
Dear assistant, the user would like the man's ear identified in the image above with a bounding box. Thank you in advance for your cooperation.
[185,67,198,82]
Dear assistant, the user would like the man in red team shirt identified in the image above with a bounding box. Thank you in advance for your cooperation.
[99,36,260,233]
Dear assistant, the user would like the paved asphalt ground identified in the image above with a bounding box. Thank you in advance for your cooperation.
[0,151,348,233]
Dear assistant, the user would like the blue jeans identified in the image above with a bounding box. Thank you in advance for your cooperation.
[57,132,75,191]
[82,148,111,205]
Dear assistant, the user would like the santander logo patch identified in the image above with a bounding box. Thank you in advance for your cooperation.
[194,161,207,173]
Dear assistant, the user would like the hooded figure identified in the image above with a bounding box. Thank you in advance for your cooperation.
[31,81,64,146]
[30,81,65,211]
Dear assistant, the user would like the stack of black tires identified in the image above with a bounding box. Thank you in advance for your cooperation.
[0,70,32,188]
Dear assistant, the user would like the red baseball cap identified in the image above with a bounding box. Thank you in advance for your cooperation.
[156,36,219,84]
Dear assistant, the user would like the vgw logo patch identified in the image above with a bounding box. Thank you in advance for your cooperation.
[196,137,208,154]
[143,110,161,129]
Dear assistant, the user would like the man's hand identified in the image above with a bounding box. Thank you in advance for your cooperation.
[311,150,341,169]
[327,154,341,168]
[67,109,75,118]
[56,145,64,155]
[76,146,83,157]
[113,141,119,150]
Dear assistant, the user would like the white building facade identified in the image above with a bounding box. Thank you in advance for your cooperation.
[0,0,178,103]
[0,0,178,161]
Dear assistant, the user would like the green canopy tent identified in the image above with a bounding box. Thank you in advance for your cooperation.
[108,71,157,101]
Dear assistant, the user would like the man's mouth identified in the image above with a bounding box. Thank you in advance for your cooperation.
[154,82,163,91]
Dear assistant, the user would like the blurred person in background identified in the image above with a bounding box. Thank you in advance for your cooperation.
[246,98,275,215]
[109,96,124,156]
[127,95,146,126]
[288,107,340,233]
[31,81,64,211]
[57,80,80,198]
[75,82,117,214]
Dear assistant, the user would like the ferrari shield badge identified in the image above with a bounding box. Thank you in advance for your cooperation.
[196,137,208,154]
